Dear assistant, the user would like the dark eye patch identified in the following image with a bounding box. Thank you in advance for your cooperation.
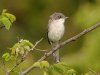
[58,15,62,19]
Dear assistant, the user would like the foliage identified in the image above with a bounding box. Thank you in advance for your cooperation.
[2,53,14,61]
[1,38,34,74]
[2,39,33,62]
[33,61,77,75]
[9,39,33,57]
[0,9,16,30]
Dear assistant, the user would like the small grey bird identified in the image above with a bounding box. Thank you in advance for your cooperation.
[48,12,68,63]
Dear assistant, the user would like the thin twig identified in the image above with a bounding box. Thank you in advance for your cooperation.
[21,22,100,75]
[30,38,43,51]
[34,48,47,52]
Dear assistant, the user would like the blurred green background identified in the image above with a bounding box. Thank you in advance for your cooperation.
[0,0,100,75]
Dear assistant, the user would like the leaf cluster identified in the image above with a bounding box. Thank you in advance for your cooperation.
[0,9,16,30]
[33,61,77,75]
[9,39,33,56]
[2,39,33,61]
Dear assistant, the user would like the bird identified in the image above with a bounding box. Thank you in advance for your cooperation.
[47,12,68,63]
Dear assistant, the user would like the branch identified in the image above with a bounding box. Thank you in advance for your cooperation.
[34,48,47,52]
[30,38,43,51]
[60,23,100,46]
[21,22,100,75]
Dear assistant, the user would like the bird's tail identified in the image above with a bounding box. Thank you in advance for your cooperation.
[53,49,60,63]
[52,42,60,63]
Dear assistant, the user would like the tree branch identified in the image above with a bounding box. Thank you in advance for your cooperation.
[21,22,100,75]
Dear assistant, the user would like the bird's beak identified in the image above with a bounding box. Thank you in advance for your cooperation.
[65,17,69,19]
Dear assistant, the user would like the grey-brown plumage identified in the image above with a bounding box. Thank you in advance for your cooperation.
[48,12,68,63]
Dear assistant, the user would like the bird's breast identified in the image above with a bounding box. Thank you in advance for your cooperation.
[48,20,65,42]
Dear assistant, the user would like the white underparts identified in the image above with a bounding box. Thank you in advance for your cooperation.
[48,19,65,42]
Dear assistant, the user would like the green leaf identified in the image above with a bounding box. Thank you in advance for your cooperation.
[67,69,77,75]
[19,47,25,55]
[5,13,16,23]
[40,61,50,69]
[47,66,55,75]
[53,62,69,75]
[53,64,64,74]
[2,53,11,61]
[2,9,16,23]
[33,62,41,68]
[0,9,16,30]
[20,39,33,47]
[40,61,50,75]
[9,42,20,55]
[1,17,11,30]
[34,61,50,75]
[23,46,30,51]
[43,71,47,75]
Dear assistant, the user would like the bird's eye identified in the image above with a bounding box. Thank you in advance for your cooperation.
[58,15,62,19]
